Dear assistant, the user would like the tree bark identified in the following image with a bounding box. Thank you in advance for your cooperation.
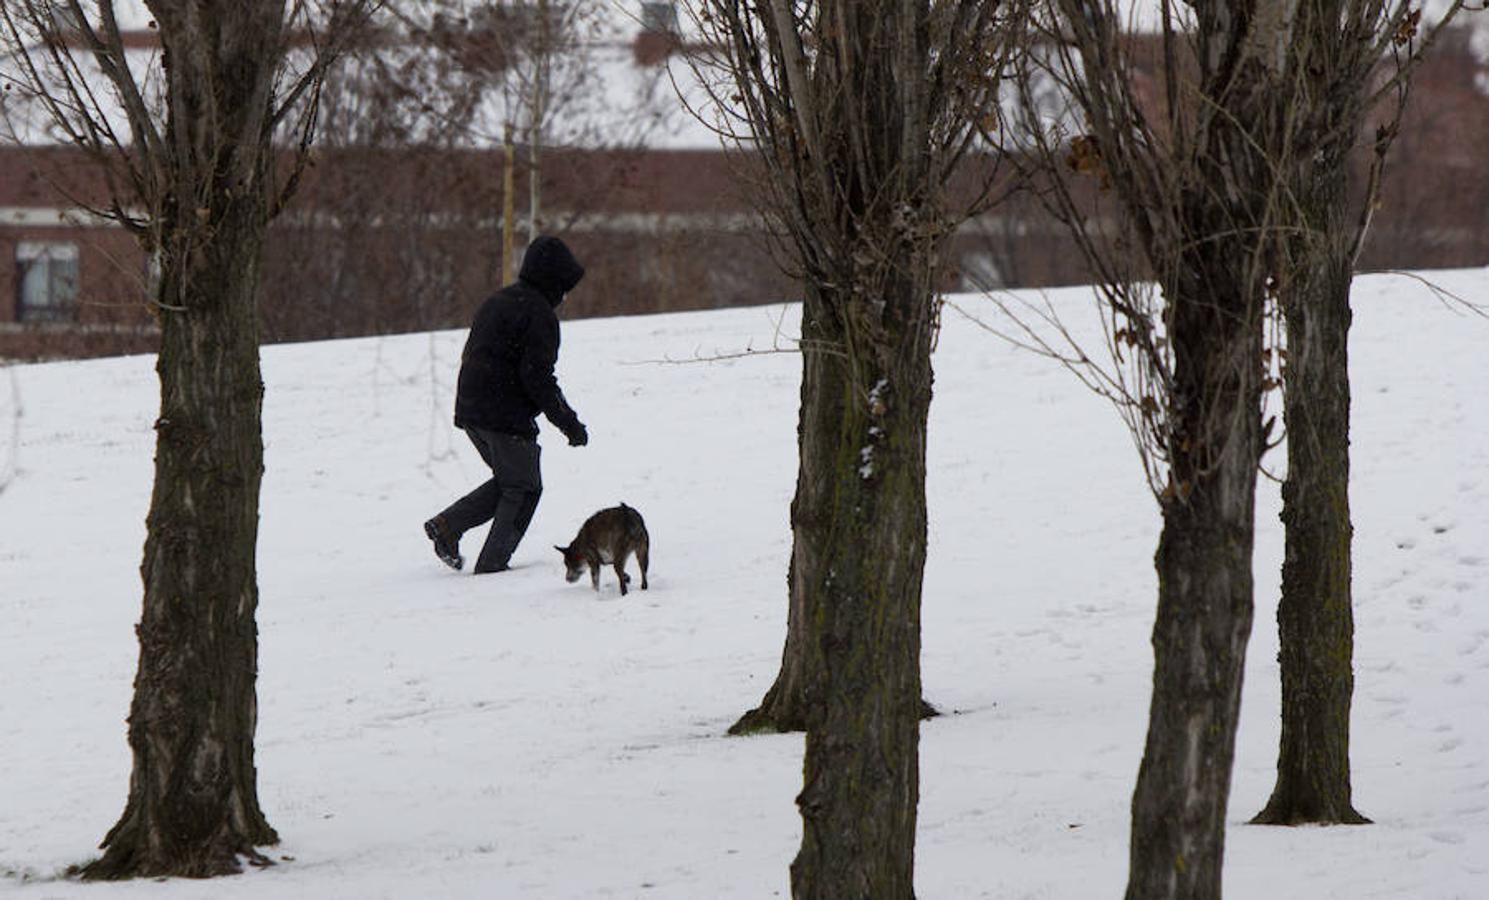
[788,283,928,900]
[1127,489,1256,898]
[728,289,839,735]
[725,0,939,737]
[729,286,942,737]
[1253,154,1369,826]
[502,123,516,283]
[697,1,1015,892]
[83,0,284,879]
[1106,11,1276,892]
[86,207,276,880]
[1126,270,1264,899]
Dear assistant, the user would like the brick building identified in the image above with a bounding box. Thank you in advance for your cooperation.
[2,12,1487,361]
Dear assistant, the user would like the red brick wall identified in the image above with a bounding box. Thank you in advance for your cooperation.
[3,28,1489,360]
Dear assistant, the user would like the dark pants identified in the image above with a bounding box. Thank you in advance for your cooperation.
[439,428,542,573]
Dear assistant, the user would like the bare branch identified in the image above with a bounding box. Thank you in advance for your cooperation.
[1371,269,1489,318]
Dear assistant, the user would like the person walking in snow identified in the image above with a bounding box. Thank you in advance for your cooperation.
[424,235,589,574]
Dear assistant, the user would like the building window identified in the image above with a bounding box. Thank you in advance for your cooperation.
[16,241,79,323]
[641,2,678,34]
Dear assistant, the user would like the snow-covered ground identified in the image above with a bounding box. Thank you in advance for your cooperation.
[1,271,1486,899]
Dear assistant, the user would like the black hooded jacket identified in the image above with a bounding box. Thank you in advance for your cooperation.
[454,236,585,439]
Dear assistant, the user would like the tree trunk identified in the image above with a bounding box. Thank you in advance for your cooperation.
[697,1,997,892]
[527,0,548,245]
[728,289,839,735]
[729,296,937,736]
[502,123,516,284]
[1116,23,1277,889]
[788,284,928,900]
[1126,263,1264,899]
[1126,481,1257,898]
[1253,158,1369,826]
[85,204,276,880]
[83,1,284,879]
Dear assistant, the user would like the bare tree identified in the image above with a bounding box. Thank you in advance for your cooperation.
[1015,2,1297,895]
[0,0,369,879]
[1005,4,1480,864]
[690,1,1023,894]
[997,2,1481,890]
[390,1,659,254]
[253,0,670,339]
[1253,0,1468,827]
[710,16,1011,739]
[393,0,570,261]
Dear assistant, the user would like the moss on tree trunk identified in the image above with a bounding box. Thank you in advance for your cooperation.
[787,283,928,900]
[1254,157,1368,826]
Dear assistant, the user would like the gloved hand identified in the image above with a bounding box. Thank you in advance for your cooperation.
[565,421,589,447]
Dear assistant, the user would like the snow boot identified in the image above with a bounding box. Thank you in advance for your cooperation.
[424,516,464,570]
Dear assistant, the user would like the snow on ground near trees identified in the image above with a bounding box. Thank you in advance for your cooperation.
[1,271,1486,899]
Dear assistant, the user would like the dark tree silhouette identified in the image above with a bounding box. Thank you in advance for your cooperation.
[1254,0,1466,828]
[1018,2,1287,894]
[0,0,369,879]
[690,0,1024,894]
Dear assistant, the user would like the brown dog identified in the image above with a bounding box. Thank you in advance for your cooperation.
[556,503,650,596]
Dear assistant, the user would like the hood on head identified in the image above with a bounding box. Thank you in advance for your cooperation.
[519,235,585,307]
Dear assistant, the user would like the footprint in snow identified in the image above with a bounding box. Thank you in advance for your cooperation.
[1457,632,1488,656]
[1428,831,1467,846]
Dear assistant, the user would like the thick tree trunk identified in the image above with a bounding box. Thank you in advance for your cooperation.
[83,1,284,879]
[730,288,941,737]
[1126,478,1257,898]
[1126,266,1264,899]
[788,284,928,900]
[731,262,945,742]
[1253,160,1368,826]
[85,205,275,880]
[1118,27,1276,890]
[728,289,839,736]
[700,1,981,892]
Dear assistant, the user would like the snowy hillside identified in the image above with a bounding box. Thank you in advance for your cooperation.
[1,271,1486,898]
